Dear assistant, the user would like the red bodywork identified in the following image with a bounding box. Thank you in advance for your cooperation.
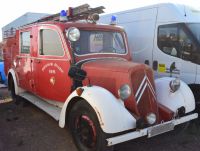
[3,21,173,126]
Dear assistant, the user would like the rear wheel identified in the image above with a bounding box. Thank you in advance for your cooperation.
[69,100,113,151]
[9,76,20,104]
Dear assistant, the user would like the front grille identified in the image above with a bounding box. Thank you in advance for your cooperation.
[130,67,159,123]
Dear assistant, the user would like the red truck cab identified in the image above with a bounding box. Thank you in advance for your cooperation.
[3,4,197,151]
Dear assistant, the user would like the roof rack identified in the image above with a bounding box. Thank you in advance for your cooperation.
[32,4,105,24]
[3,4,105,39]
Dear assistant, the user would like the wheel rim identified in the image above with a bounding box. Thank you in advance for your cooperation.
[75,115,97,148]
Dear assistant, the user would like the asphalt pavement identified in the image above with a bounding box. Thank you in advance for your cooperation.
[0,87,200,151]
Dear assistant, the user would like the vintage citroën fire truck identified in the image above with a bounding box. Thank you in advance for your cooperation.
[2,4,198,151]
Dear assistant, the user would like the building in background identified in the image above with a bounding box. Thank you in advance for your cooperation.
[2,12,49,39]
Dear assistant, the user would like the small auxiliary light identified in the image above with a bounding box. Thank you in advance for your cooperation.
[110,15,117,25]
[60,10,67,21]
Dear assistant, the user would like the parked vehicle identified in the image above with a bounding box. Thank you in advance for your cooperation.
[100,3,200,103]
[0,51,7,84]
[3,4,198,151]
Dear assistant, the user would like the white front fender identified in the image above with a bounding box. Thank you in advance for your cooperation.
[59,86,136,134]
[155,77,195,113]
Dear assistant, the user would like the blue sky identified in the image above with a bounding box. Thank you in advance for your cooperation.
[0,0,199,41]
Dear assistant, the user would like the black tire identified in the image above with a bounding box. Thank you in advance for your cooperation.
[69,100,113,151]
[9,77,20,104]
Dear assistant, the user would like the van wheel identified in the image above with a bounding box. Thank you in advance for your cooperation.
[69,100,113,151]
[9,77,20,104]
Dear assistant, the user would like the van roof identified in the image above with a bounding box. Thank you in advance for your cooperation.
[102,3,200,24]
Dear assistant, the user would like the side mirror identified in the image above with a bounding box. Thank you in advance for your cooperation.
[170,62,176,73]
[169,62,176,77]
[68,65,87,81]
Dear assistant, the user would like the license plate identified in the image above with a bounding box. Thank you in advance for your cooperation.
[148,122,175,138]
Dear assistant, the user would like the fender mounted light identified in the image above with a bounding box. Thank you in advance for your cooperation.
[118,84,131,100]
[169,78,180,93]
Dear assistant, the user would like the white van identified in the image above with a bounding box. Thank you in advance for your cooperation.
[100,3,200,101]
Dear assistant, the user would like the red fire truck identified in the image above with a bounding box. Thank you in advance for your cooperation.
[3,4,198,151]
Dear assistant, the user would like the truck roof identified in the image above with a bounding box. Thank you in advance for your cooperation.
[3,4,126,39]
[19,21,125,32]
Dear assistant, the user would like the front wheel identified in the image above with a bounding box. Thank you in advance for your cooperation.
[69,100,113,151]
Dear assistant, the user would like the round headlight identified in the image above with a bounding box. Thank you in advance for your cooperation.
[66,27,80,42]
[146,113,156,125]
[169,78,180,93]
[118,84,131,100]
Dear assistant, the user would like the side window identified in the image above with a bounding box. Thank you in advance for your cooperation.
[20,32,30,54]
[158,24,179,57]
[39,29,63,56]
[158,24,196,59]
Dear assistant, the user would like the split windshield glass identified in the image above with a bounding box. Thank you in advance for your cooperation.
[72,30,126,55]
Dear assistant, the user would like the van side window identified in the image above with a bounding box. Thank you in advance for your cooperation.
[39,29,63,56]
[158,24,179,57]
[20,31,30,54]
[158,24,197,60]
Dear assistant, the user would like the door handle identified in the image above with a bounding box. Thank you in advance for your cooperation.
[144,60,149,65]
[153,60,158,71]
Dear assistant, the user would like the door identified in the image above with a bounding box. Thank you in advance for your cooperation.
[34,26,72,102]
[153,23,197,84]
[16,29,34,91]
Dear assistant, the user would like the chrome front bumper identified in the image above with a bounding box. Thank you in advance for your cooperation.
[106,113,198,146]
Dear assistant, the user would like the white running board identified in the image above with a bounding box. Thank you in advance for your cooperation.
[19,92,61,121]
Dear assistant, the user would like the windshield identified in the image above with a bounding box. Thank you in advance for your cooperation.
[72,30,126,55]
[187,23,200,45]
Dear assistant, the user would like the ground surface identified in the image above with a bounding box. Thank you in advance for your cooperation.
[0,87,200,151]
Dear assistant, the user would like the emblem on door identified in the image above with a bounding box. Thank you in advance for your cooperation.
[50,77,56,85]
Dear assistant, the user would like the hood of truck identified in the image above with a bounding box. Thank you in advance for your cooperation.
[81,59,144,73]
[82,58,160,124]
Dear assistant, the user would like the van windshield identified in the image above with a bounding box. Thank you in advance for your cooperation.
[187,23,200,45]
[72,30,126,55]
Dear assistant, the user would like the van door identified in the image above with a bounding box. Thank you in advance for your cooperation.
[33,26,72,102]
[16,29,34,92]
[153,23,197,84]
